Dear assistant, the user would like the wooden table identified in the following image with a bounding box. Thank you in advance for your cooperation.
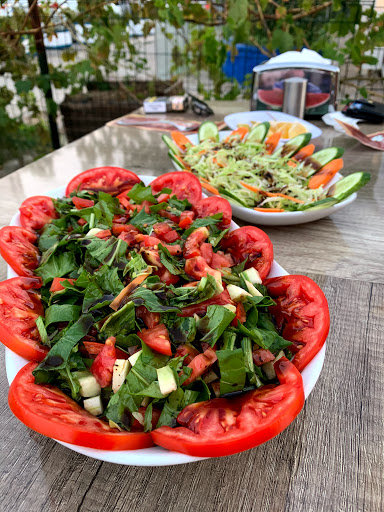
[0,102,383,511]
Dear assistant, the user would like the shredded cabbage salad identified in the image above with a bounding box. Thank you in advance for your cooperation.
[182,138,327,211]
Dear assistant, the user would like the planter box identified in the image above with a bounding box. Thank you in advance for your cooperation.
[61,80,184,142]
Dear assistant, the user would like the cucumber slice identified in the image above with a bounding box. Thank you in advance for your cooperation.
[198,121,219,143]
[246,122,270,143]
[162,134,180,155]
[217,187,248,207]
[327,172,371,202]
[274,133,312,158]
[299,197,339,211]
[168,151,184,170]
[305,147,345,176]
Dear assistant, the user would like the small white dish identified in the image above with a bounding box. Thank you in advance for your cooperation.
[172,132,356,226]
[4,176,326,466]
[224,110,322,141]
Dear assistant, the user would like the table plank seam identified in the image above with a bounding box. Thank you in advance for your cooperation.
[76,461,104,512]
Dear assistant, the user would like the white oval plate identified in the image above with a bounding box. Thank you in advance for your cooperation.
[4,175,326,466]
[224,110,322,141]
[172,131,356,226]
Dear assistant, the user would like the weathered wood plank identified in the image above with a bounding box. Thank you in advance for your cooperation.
[0,275,382,512]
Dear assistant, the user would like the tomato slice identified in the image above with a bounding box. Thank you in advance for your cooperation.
[49,277,76,292]
[138,324,172,355]
[152,358,304,457]
[178,289,233,317]
[193,197,232,229]
[9,362,153,450]
[221,226,274,281]
[175,344,200,365]
[19,196,58,232]
[150,172,202,205]
[265,275,330,372]
[184,256,221,283]
[90,337,117,387]
[0,277,47,361]
[231,302,246,327]
[65,167,140,196]
[184,227,209,259]
[136,306,160,329]
[0,226,39,277]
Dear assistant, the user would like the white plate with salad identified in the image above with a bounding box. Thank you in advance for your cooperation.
[2,171,327,466]
[165,123,370,226]
[224,110,323,141]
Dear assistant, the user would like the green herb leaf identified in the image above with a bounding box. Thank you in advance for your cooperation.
[217,348,246,395]
[158,243,185,276]
[99,301,136,342]
[127,182,156,204]
[35,251,77,285]
[197,305,236,346]
[45,304,81,328]
[182,213,223,239]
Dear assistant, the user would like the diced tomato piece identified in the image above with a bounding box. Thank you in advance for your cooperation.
[94,229,112,239]
[118,230,139,246]
[112,224,138,236]
[178,211,195,229]
[178,289,233,317]
[77,218,87,226]
[136,306,160,329]
[185,256,221,283]
[72,197,95,209]
[49,277,75,293]
[155,267,180,285]
[161,230,180,243]
[182,348,217,386]
[211,251,234,269]
[175,344,200,365]
[81,341,128,360]
[138,324,172,356]
[200,243,214,265]
[231,302,246,326]
[184,227,209,259]
[153,222,173,237]
[159,210,180,223]
[113,214,130,224]
[90,337,117,387]
[157,193,170,203]
[252,349,275,366]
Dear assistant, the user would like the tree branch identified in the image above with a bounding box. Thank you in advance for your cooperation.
[293,2,332,20]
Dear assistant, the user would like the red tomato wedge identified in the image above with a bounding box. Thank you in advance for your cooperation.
[65,167,140,196]
[49,277,75,292]
[9,362,153,450]
[72,197,95,209]
[182,347,217,386]
[81,341,128,360]
[150,172,202,205]
[0,277,47,361]
[265,275,330,372]
[193,196,232,229]
[138,324,172,356]
[152,358,304,457]
[221,226,274,281]
[178,289,233,317]
[19,195,58,232]
[0,226,39,277]
[136,306,160,329]
[90,337,117,387]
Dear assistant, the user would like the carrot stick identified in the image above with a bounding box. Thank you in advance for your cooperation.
[171,131,193,151]
[254,207,285,212]
[264,132,281,154]
[287,160,297,168]
[224,126,249,142]
[293,144,315,162]
[240,181,304,203]
[201,182,220,195]
[308,158,344,189]
[212,157,225,168]
[110,270,152,311]
[197,149,207,155]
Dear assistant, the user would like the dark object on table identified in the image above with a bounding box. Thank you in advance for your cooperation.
[342,99,384,123]
[189,94,214,116]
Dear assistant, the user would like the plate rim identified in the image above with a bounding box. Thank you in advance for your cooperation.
[3,175,326,466]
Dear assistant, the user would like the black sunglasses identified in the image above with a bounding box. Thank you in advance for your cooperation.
[189,94,214,116]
